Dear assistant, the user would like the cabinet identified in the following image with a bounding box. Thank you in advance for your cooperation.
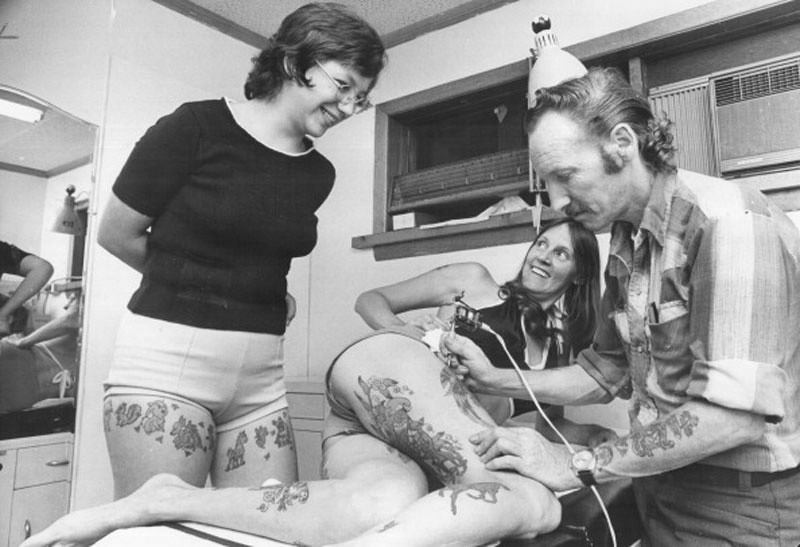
[0,433,73,547]
[286,378,327,481]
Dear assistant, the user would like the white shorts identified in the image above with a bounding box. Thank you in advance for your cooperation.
[105,311,288,432]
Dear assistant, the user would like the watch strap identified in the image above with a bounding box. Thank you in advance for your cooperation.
[576,468,597,487]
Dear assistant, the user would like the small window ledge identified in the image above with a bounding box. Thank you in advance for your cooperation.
[351,208,562,261]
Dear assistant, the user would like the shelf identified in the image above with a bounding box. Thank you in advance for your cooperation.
[352,207,562,261]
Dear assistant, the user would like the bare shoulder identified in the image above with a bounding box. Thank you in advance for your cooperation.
[438,262,498,291]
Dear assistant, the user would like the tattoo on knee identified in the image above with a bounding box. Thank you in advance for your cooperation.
[354,375,468,483]
[439,482,510,515]
[254,482,310,512]
[225,430,248,471]
[439,367,493,426]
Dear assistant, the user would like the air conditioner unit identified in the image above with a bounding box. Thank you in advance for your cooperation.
[710,55,800,174]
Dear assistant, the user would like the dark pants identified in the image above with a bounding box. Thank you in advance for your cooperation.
[633,464,800,546]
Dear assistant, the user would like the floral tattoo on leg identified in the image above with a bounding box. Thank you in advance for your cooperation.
[354,375,468,484]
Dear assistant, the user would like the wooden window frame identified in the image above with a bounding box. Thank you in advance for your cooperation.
[353,0,800,261]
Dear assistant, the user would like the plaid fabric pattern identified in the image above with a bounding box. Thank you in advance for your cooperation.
[576,170,800,472]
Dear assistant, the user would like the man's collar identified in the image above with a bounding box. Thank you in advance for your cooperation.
[636,170,677,247]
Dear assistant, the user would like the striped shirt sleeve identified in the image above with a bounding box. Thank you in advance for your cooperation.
[685,211,793,422]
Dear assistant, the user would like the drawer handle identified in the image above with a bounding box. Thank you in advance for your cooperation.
[24,519,32,539]
[46,459,70,467]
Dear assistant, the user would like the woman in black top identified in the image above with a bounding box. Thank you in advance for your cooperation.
[356,218,616,446]
[98,3,386,498]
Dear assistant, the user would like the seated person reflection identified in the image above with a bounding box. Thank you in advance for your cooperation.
[0,240,54,337]
[355,217,615,446]
[0,289,79,413]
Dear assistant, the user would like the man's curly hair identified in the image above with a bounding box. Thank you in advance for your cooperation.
[526,67,677,175]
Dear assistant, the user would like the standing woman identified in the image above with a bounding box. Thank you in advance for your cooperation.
[98,3,386,498]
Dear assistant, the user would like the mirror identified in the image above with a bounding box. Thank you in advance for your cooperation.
[0,84,96,438]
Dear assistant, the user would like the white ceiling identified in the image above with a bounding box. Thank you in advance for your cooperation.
[161,1,514,48]
[0,88,96,178]
[0,1,513,177]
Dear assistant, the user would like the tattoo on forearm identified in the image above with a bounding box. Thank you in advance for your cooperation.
[439,367,493,426]
[595,445,614,469]
[438,483,510,515]
[354,375,468,483]
[256,482,310,512]
[612,410,700,459]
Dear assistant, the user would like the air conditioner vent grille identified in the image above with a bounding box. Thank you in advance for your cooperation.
[715,61,800,106]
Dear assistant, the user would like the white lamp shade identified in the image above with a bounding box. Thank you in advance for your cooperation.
[52,191,85,236]
[528,19,588,105]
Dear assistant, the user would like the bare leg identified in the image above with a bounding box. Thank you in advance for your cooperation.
[23,436,427,546]
[325,333,561,546]
[104,393,216,498]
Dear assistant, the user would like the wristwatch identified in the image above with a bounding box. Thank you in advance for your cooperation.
[569,448,598,487]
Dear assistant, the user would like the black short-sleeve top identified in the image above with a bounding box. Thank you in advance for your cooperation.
[112,99,335,334]
[0,241,31,277]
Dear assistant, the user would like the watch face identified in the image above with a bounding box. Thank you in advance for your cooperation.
[572,450,595,471]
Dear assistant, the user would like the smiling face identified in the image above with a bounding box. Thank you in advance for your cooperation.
[528,111,640,232]
[520,222,578,303]
[294,59,374,138]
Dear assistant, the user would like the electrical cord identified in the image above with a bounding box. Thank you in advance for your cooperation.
[477,322,618,547]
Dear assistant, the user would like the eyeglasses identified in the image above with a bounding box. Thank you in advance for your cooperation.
[314,60,372,113]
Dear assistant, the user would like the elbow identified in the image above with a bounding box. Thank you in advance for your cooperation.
[354,291,376,319]
[41,261,54,279]
[97,228,123,258]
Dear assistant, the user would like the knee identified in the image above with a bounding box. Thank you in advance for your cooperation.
[346,471,427,530]
[512,479,562,537]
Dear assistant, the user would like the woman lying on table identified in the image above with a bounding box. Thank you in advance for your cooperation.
[23,219,611,547]
[356,217,615,446]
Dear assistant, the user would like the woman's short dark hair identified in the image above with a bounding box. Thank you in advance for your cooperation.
[244,2,386,100]
[526,67,677,175]
[500,217,601,353]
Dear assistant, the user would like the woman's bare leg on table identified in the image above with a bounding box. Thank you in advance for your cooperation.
[325,333,561,547]
[21,428,427,546]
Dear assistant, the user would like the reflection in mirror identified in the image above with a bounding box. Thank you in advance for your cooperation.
[0,84,96,439]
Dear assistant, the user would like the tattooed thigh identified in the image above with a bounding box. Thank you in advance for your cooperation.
[103,394,216,457]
